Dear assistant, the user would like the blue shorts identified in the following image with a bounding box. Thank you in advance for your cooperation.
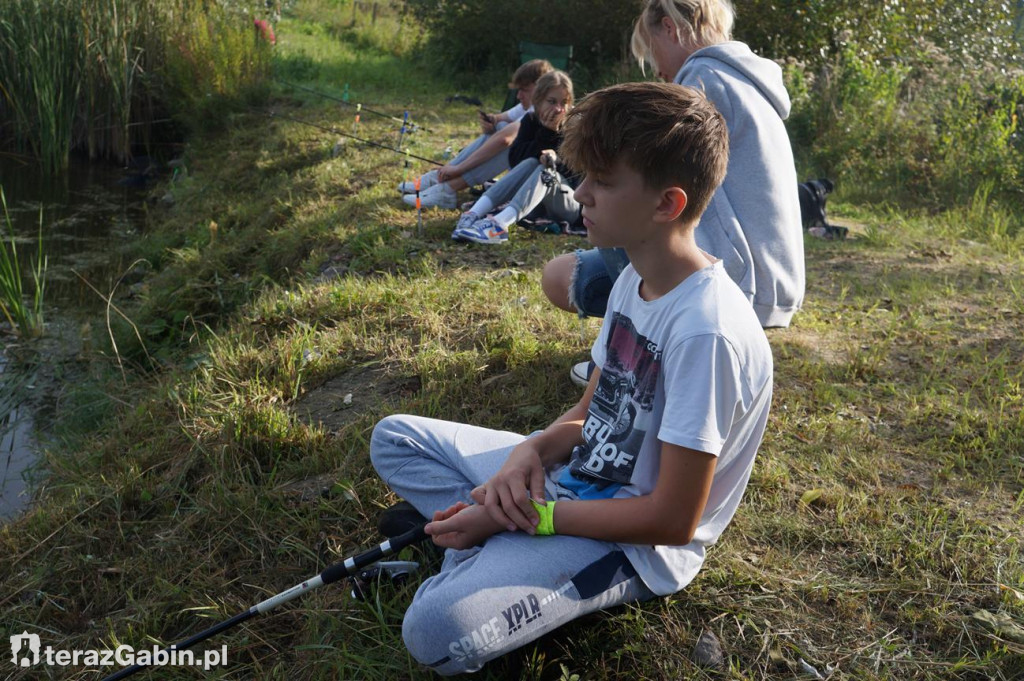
[569,247,631,318]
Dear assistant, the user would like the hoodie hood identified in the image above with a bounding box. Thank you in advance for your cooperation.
[676,42,791,119]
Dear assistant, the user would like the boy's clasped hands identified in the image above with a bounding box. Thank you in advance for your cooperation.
[425,440,547,549]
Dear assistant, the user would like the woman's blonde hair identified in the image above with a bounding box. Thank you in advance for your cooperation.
[531,70,574,110]
[630,0,734,72]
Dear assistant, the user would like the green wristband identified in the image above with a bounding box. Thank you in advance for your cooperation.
[530,498,556,536]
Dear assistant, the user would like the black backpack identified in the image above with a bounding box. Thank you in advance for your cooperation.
[798,178,846,239]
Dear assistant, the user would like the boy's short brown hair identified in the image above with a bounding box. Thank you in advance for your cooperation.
[510,59,554,89]
[560,82,729,225]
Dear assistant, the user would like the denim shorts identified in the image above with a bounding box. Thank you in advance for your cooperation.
[569,247,631,318]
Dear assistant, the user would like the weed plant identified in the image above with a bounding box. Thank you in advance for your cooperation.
[407,0,645,92]
[0,188,47,338]
[785,41,1024,222]
[0,0,82,174]
[159,1,275,134]
[0,4,1022,681]
[738,0,1022,70]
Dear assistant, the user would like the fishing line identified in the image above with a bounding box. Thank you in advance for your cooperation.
[277,79,432,133]
[88,118,176,132]
[265,111,443,166]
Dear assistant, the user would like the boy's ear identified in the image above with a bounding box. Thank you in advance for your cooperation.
[654,187,688,223]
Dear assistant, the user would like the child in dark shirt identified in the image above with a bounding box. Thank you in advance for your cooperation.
[399,59,555,210]
[451,70,577,244]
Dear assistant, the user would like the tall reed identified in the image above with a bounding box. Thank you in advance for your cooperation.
[0,188,47,339]
[0,0,271,174]
[0,1,82,173]
[80,0,150,163]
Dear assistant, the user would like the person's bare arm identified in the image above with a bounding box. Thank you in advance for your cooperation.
[470,367,599,532]
[425,438,716,550]
[479,109,515,134]
[478,110,497,134]
[552,442,717,546]
[425,501,506,548]
[437,121,520,182]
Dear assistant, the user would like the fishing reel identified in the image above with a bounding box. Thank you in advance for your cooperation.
[349,560,420,601]
[541,168,571,195]
[540,168,558,188]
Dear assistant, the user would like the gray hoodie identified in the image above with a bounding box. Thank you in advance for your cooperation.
[678,42,805,327]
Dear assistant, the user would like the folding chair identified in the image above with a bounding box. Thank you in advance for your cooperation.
[502,40,573,111]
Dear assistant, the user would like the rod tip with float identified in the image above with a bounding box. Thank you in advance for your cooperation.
[414,175,424,235]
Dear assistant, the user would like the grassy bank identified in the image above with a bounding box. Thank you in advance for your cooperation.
[2,4,1023,680]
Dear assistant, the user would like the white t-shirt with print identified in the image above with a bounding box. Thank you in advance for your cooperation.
[553,260,773,595]
[502,102,530,122]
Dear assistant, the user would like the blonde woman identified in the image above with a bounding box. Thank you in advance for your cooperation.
[544,0,805,383]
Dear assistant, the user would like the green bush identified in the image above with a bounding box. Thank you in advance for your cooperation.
[747,1,1024,227]
[406,0,640,91]
[158,3,274,133]
[734,0,1022,67]
[786,39,1024,220]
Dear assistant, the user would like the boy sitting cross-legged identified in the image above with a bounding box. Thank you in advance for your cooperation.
[370,82,773,676]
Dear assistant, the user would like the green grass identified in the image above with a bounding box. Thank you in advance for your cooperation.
[1,4,1022,680]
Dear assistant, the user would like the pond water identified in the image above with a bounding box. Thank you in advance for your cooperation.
[0,154,149,521]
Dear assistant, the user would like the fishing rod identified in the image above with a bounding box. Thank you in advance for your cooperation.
[88,118,176,132]
[277,79,431,133]
[266,110,443,166]
[100,522,428,681]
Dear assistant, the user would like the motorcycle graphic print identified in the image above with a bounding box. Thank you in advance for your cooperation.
[569,312,660,489]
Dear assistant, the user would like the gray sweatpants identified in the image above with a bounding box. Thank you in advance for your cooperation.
[475,159,578,224]
[505,165,579,224]
[452,128,513,187]
[369,414,655,676]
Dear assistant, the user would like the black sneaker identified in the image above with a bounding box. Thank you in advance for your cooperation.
[377,500,428,538]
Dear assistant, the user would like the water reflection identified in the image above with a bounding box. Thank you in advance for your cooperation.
[0,356,36,518]
[0,154,148,520]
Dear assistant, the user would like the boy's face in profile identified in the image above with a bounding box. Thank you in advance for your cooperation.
[574,160,678,249]
[516,83,536,108]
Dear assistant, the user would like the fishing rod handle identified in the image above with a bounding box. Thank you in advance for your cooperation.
[320,523,428,586]
[252,521,427,613]
[100,523,427,680]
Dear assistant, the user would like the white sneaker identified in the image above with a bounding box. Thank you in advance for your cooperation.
[397,170,438,194]
[569,361,593,388]
[455,211,479,231]
[450,211,479,241]
[453,217,508,244]
[403,182,456,210]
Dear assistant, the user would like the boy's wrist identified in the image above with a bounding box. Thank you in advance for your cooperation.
[518,436,566,470]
